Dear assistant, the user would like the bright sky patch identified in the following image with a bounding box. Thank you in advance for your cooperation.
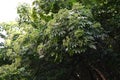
[0,0,33,22]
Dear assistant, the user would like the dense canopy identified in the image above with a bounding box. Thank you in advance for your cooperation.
[0,0,120,80]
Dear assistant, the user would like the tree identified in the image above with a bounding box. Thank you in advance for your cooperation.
[0,0,120,80]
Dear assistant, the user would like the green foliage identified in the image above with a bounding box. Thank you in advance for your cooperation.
[41,4,102,61]
[0,0,120,80]
[17,3,32,24]
[92,0,120,52]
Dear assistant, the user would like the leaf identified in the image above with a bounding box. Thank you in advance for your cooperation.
[89,44,96,49]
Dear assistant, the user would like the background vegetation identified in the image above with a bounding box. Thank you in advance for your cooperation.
[0,0,120,80]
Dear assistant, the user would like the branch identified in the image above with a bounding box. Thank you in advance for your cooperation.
[89,64,106,80]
